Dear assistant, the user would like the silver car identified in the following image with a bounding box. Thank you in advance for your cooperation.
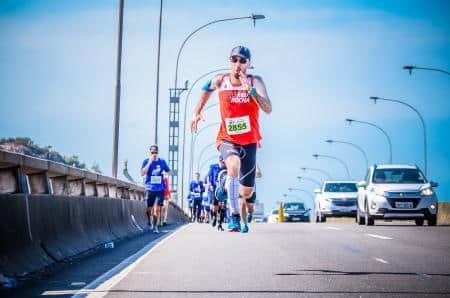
[357,164,438,226]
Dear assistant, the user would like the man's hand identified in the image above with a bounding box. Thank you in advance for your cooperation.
[190,113,205,133]
[238,70,250,90]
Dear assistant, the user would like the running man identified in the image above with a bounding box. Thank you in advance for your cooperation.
[189,172,205,223]
[190,46,272,233]
[206,156,226,227]
[161,172,170,226]
[141,145,170,234]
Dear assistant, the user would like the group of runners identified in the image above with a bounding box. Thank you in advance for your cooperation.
[187,157,258,233]
[141,45,271,233]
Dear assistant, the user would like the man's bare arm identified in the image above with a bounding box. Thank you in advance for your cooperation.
[141,162,150,176]
[251,76,272,114]
[190,74,222,133]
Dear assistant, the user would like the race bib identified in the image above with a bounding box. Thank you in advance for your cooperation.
[225,115,251,135]
[193,193,201,198]
[150,176,162,184]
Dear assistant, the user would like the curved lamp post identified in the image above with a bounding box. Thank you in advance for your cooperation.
[403,65,449,76]
[370,96,427,174]
[313,154,350,180]
[300,166,333,180]
[346,118,393,164]
[326,139,369,174]
[180,70,226,203]
[296,176,321,187]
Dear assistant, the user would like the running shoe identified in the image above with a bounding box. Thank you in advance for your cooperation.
[229,214,241,232]
[247,212,253,223]
[148,221,154,230]
[241,224,249,233]
[154,226,160,234]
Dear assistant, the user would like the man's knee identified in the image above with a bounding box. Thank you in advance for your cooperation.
[225,155,240,177]
[240,188,253,199]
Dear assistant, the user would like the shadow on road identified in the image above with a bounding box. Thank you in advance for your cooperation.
[275,269,450,277]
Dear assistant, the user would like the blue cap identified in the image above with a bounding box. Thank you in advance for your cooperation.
[230,46,251,60]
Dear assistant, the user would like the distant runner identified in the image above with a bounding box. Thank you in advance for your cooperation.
[206,155,226,227]
[141,145,170,234]
[191,46,272,233]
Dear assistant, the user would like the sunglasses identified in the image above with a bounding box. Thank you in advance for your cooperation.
[151,151,158,154]
[230,56,248,64]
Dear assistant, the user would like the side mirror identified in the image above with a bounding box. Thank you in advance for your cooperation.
[430,181,439,188]
[358,181,367,188]
[313,188,321,194]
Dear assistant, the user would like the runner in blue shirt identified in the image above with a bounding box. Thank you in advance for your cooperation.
[206,156,226,227]
[189,172,205,223]
[141,145,170,233]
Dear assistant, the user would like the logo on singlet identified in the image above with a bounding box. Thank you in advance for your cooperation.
[230,92,250,104]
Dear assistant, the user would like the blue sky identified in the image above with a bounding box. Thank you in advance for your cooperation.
[1,0,449,211]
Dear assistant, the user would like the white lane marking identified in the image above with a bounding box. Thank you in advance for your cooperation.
[365,233,393,240]
[70,282,86,287]
[372,257,389,264]
[71,224,191,298]
[326,227,341,230]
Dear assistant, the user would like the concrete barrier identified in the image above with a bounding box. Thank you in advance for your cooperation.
[438,202,450,225]
[0,150,189,277]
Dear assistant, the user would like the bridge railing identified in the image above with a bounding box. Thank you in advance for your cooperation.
[0,150,144,200]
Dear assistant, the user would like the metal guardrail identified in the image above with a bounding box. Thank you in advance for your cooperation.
[0,150,144,200]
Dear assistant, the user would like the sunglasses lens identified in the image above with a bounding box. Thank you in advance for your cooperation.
[231,56,247,64]
[151,151,158,154]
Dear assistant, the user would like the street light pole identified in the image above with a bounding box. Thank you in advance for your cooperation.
[370,96,427,175]
[180,69,227,204]
[154,0,163,145]
[403,65,450,76]
[196,142,217,173]
[345,118,393,164]
[111,0,124,179]
[300,167,333,180]
[169,14,265,196]
[326,139,369,173]
[296,176,321,187]
[189,121,220,182]
[313,154,351,180]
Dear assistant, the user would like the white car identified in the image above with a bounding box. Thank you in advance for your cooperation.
[356,164,438,226]
[268,209,279,223]
[314,181,358,223]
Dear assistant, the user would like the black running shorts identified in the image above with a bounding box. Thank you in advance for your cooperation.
[218,140,257,188]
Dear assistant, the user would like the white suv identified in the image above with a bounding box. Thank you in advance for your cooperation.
[314,181,358,223]
[356,164,438,226]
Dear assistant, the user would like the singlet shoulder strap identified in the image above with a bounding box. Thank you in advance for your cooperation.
[216,74,227,88]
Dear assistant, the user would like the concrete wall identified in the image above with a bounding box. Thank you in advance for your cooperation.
[0,150,189,277]
[438,202,450,225]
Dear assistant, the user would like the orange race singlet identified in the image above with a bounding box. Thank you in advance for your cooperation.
[216,74,262,148]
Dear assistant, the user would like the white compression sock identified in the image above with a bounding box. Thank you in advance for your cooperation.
[226,176,240,214]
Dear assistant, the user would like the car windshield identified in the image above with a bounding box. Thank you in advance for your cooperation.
[324,183,357,192]
[284,203,305,211]
[372,169,427,184]
[272,210,279,215]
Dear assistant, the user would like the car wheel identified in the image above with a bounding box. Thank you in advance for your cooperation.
[365,201,374,226]
[315,212,320,223]
[357,205,365,225]
[428,214,437,226]
[321,215,327,223]
[415,218,424,226]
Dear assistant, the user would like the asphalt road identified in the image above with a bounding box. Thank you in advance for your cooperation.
[5,222,450,297]
[102,222,450,297]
